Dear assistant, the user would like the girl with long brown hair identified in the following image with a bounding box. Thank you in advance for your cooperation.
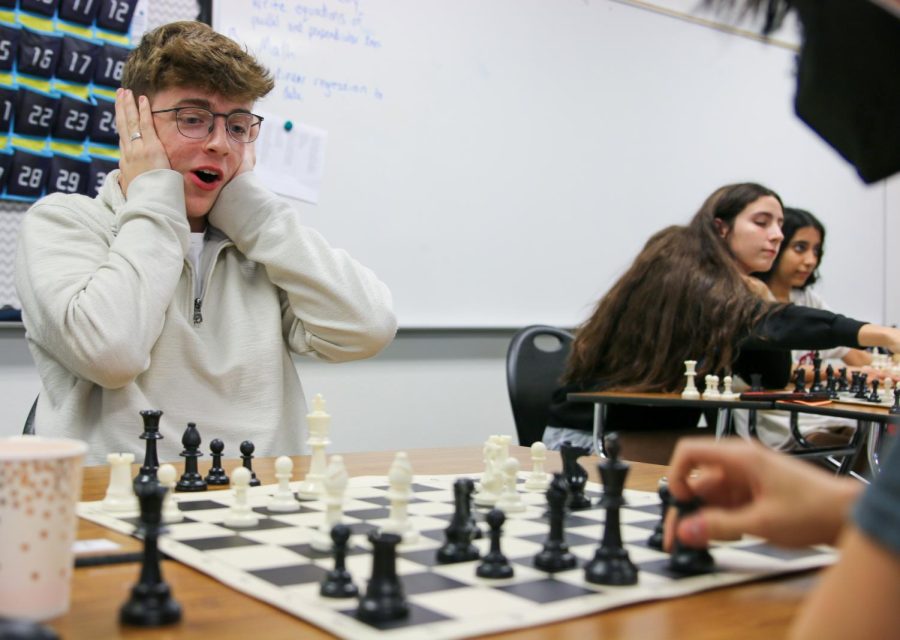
[544,183,900,460]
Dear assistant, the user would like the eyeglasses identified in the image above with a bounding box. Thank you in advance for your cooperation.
[151,107,264,143]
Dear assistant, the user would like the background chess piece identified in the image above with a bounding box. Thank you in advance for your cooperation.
[204,438,229,486]
[239,440,261,487]
[560,441,592,510]
[682,360,700,399]
[135,409,163,486]
[176,423,207,492]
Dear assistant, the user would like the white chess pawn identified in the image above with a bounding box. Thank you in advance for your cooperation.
[721,375,739,400]
[297,394,332,499]
[682,360,700,399]
[311,455,349,552]
[381,452,418,544]
[224,466,259,528]
[268,456,301,512]
[102,452,138,513]
[524,442,550,491]
[158,464,184,524]
[494,457,526,514]
[702,375,721,399]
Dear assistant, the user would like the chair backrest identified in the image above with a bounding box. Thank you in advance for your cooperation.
[22,395,38,435]
[506,325,574,446]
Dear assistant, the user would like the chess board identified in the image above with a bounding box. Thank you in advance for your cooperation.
[832,390,895,410]
[77,474,836,640]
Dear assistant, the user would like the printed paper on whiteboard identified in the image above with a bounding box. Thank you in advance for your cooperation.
[254,112,328,204]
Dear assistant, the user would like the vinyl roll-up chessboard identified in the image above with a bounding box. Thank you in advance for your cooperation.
[78,472,836,640]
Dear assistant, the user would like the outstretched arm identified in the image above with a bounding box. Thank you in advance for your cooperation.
[664,438,862,549]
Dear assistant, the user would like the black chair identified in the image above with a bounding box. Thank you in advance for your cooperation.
[506,325,574,446]
[22,395,38,435]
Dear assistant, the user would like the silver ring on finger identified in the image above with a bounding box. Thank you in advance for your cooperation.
[129,132,142,142]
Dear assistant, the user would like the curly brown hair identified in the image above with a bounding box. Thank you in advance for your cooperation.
[122,21,274,102]
[564,183,784,392]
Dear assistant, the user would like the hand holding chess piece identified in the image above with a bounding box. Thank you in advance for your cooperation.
[665,438,859,550]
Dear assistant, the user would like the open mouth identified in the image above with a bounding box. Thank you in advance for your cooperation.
[193,169,221,184]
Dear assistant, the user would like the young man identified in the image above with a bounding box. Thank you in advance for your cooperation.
[15,22,397,464]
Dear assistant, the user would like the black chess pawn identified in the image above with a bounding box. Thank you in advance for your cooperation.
[647,479,670,551]
[560,441,592,511]
[810,351,823,392]
[135,409,164,486]
[204,439,230,486]
[792,368,807,393]
[668,497,715,575]
[585,433,638,586]
[320,524,358,598]
[239,440,261,487]
[356,531,408,623]
[890,388,900,415]
[533,473,577,572]
[867,379,882,403]
[120,482,182,627]
[437,478,480,564]
[476,509,514,579]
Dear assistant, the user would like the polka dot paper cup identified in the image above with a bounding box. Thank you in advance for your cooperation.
[0,436,87,621]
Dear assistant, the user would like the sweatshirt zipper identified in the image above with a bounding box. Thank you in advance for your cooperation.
[189,237,232,327]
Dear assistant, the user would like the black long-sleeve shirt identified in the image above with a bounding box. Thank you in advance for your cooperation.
[548,305,866,434]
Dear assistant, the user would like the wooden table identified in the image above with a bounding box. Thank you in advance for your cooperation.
[569,390,898,474]
[51,447,818,639]
[567,390,774,446]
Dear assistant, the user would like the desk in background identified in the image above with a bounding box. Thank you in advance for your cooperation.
[568,391,898,475]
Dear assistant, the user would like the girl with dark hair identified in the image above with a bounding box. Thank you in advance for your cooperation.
[757,207,872,369]
[543,183,900,461]
[737,207,873,448]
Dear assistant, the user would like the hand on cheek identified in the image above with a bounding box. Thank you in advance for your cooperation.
[115,89,171,196]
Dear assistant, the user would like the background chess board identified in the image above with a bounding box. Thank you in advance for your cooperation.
[78,473,836,640]
[833,390,895,409]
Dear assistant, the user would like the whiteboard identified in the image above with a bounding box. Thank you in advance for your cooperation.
[213,0,887,328]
